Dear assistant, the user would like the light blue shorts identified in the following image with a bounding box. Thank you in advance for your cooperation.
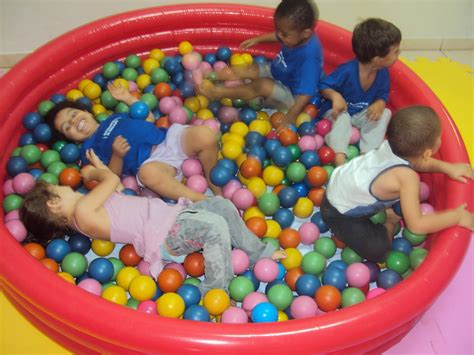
[258,62,295,109]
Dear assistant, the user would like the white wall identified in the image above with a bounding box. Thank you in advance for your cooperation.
[1,0,473,57]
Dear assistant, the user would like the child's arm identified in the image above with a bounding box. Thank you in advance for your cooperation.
[108,135,131,176]
[320,88,347,119]
[366,99,386,121]
[108,82,155,122]
[240,32,278,49]
[413,157,474,183]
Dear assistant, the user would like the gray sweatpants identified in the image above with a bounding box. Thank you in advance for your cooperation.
[324,108,391,155]
[164,197,276,296]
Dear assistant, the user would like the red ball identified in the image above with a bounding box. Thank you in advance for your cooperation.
[315,285,341,312]
[184,252,205,277]
[59,167,82,188]
[245,216,267,238]
[239,157,261,179]
[306,166,328,187]
[303,104,318,118]
[308,187,325,207]
[331,235,346,249]
[154,82,172,98]
[157,268,183,292]
[119,244,142,266]
[318,146,335,165]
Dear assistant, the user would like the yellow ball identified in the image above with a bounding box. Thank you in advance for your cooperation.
[230,54,246,66]
[230,121,249,137]
[265,219,281,239]
[91,239,115,256]
[196,95,209,108]
[256,111,269,121]
[92,104,107,116]
[220,97,233,106]
[237,171,251,185]
[113,78,129,90]
[222,133,245,147]
[293,197,314,219]
[235,153,247,168]
[203,289,230,316]
[278,310,289,321]
[295,112,312,127]
[243,206,265,221]
[66,89,84,101]
[197,108,214,120]
[136,74,152,90]
[83,83,102,100]
[102,285,127,305]
[246,177,267,198]
[248,119,268,136]
[222,141,243,160]
[129,275,157,301]
[78,79,93,91]
[156,292,185,318]
[116,266,140,291]
[57,272,75,285]
[149,48,165,61]
[178,41,193,55]
[262,120,273,135]
[143,58,160,74]
[241,53,254,65]
[184,97,201,113]
[262,166,284,186]
[281,247,303,270]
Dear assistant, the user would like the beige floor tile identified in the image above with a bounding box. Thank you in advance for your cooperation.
[442,50,473,68]
[401,50,447,62]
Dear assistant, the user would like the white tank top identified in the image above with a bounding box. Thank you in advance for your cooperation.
[326,140,411,217]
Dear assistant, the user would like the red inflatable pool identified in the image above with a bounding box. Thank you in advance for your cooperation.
[0,4,472,353]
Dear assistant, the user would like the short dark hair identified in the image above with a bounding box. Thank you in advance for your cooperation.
[387,106,441,158]
[275,0,319,31]
[352,18,402,63]
[20,181,72,245]
[43,100,92,142]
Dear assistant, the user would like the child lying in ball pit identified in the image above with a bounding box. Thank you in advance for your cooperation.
[44,82,221,202]
[20,149,286,296]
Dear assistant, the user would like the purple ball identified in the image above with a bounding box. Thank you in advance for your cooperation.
[4,210,20,223]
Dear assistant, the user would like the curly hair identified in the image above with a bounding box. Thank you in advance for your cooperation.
[275,0,319,31]
[43,100,92,142]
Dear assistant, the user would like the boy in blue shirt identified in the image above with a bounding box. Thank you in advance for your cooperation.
[319,18,401,166]
[198,0,324,130]
[45,83,220,202]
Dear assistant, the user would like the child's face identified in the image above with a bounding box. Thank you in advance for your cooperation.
[275,17,310,49]
[54,108,99,142]
[378,44,401,68]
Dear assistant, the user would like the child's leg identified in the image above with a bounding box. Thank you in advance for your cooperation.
[198,78,274,101]
[323,110,352,166]
[180,126,222,196]
[214,63,260,81]
[353,108,391,153]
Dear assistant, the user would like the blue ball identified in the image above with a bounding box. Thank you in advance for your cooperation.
[210,166,233,187]
[377,269,402,289]
[292,182,308,198]
[297,121,316,136]
[220,123,231,134]
[273,208,294,229]
[75,272,90,283]
[92,73,107,90]
[216,46,232,62]
[152,108,162,118]
[276,262,286,280]
[245,131,265,148]
[278,186,299,208]
[322,266,347,291]
[391,237,413,255]
[50,94,67,104]
[264,139,281,157]
[392,201,403,217]
[247,146,266,163]
[22,112,43,130]
[177,284,201,308]
[311,211,328,233]
[296,273,321,296]
[114,60,126,74]
[208,100,222,116]
[7,156,28,177]
[327,260,348,272]
[184,305,210,322]
[143,84,156,94]
[217,158,238,175]
[29,168,43,180]
[122,188,138,196]
[68,233,91,255]
[299,151,320,169]
[239,108,257,125]
[272,146,292,168]
[88,258,114,283]
[203,53,217,65]
[251,302,278,323]
[19,133,36,146]
[45,238,71,262]
[76,97,92,110]
[33,123,52,142]
[151,287,163,301]
[171,72,185,86]
[164,57,181,75]
[60,143,80,164]
[253,56,268,64]
[179,81,195,98]
[137,67,145,75]
[130,101,150,120]
[241,270,259,291]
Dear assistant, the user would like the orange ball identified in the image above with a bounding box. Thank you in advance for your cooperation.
[239,157,261,179]
[184,252,205,277]
[59,167,82,188]
[245,216,268,238]
[278,128,298,146]
[131,92,141,100]
[315,285,341,312]
[119,244,142,266]
[284,267,304,291]
[40,258,59,273]
[303,104,318,118]
[24,242,45,260]
[157,268,183,293]
[270,112,285,128]
[307,187,325,207]
[331,235,346,249]
[306,166,328,187]
[155,116,170,128]
[278,228,301,249]
[272,184,286,195]
[154,82,172,98]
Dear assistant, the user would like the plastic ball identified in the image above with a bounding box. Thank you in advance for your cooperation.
[278,128,298,146]
[183,305,210,322]
[229,276,254,302]
[242,292,268,315]
[157,292,185,318]
[184,252,205,277]
[186,174,208,193]
[58,168,81,188]
[245,216,267,238]
[301,251,326,275]
[280,248,302,270]
[117,244,141,266]
[221,306,248,323]
[290,295,318,319]
[345,262,370,287]
[7,156,28,177]
[392,237,413,255]
[266,283,293,311]
[293,197,314,219]
[251,302,278,323]
[129,275,157,301]
[386,250,411,274]
[377,269,402,289]
[322,266,347,291]
[216,46,232,61]
[116,266,140,290]
[88,258,114,283]
[316,119,332,136]
[210,165,233,187]
[158,268,184,293]
[409,247,428,270]
[306,166,328,187]
[5,220,27,243]
[45,238,71,262]
[231,188,256,210]
[253,258,279,283]
[102,285,127,305]
[310,211,329,233]
[12,172,35,195]
[203,289,231,316]
[77,278,102,296]
[295,273,321,297]
[182,52,202,70]
[239,157,261,179]
[23,242,45,260]
[273,208,294,229]
[299,222,320,245]
[402,227,426,246]
[221,179,241,199]
[315,285,341,312]
[258,192,280,216]
[61,252,88,277]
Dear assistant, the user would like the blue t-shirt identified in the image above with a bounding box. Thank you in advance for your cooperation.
[270,34,324,97]
[318,59,390,116]
[80,113,167,175]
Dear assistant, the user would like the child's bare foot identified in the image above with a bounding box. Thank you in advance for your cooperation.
[272,250,287,261]
[334,153,346,166]
[197,80,219,100]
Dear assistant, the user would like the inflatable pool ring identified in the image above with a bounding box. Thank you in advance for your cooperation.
[0,5,472,353]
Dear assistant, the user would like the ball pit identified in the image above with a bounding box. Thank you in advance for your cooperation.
[0,4,472,353]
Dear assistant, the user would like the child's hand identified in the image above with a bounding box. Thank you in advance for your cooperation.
[367,100,386,121]
[240,38,259,50]
[447,163,474,183]
[80,164,96,181]
[112,135,131,158]
[85,149,108,170]
[457,203,474,231]
[107,82,133,102]
[331,96,347,120]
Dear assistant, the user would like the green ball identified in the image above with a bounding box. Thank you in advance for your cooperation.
[47,161,67,177]
[262,237,279,249]
[280,177,291,186]
[52,140,67,152]
[115,102,130,113]
[11,147,22,157]
[248,97,263,111]
[150,67,169,83]
[341,287,365,308]
[40,150,61,168]
[267,284,293,310]
[108,257,125,281]
[301,251,326,275]
[38,172,59,185]
[228,276,254,302]
[402,227,426,245]
[313,237,336,258]
[258,192,280,216]
[287,144,301,161]
[3,194,23,213]
[232,98,246,109]
[102,282,116,290]
[102,62,120,79]
[127,298,140,309]
[409,248,428,270]
[341,247,363,264]
[183,277,201,286]
[286,162,306,183]
[100,91,119,109]
[323,165,335,179]
[122,68,138,81]
[61,252,88,277]
[125,54,141,69]
[96,113,110,123]
[20,144,42,164]
[183,106,193,121]
[402,268,413,279]
[206,71,218,81]
[370,210,386,224]
[347,145,360,161]
[386,250,410,274]
[38,100,55,116]
[140,93,158,111]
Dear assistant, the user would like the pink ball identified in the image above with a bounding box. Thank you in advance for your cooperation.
[199,61,213,75]
[299,222,320,245]
[121,175,139,193]
[213,61,228,72]
[222,179,241,200]
[298,135,317,152]
[182,52,202,71]
[419,181,430,202]
[3,179,15,195]
[231,249,250,274]
[316,119,332,137]
[290,295,318,319]
[12,172,36,195]
[4,210,20,223]
[221,306,248,323]
[192,118,204,126]
[186,175,208,193]
[346,262,370,287]
[139,188,160,199]
[77,278,102,296]
[137,259,152,276]
[231,188,255,210]
[128,81,138,93]
[314,134,325,150]
[137,300,158,314]
[191,69,203,85]
[171,96,183,106]
[203,119,220,133]
[350,127,361,144]
[242,292,268,315]
[218,106,239,124]
[6,219,27,243]
[159,96,178,114]
[169,107,189,125]
[181,158,203,178]
[253,257,279,283]
[164,262,186,280]
[420,202,435,215]
[366,287,386,300]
